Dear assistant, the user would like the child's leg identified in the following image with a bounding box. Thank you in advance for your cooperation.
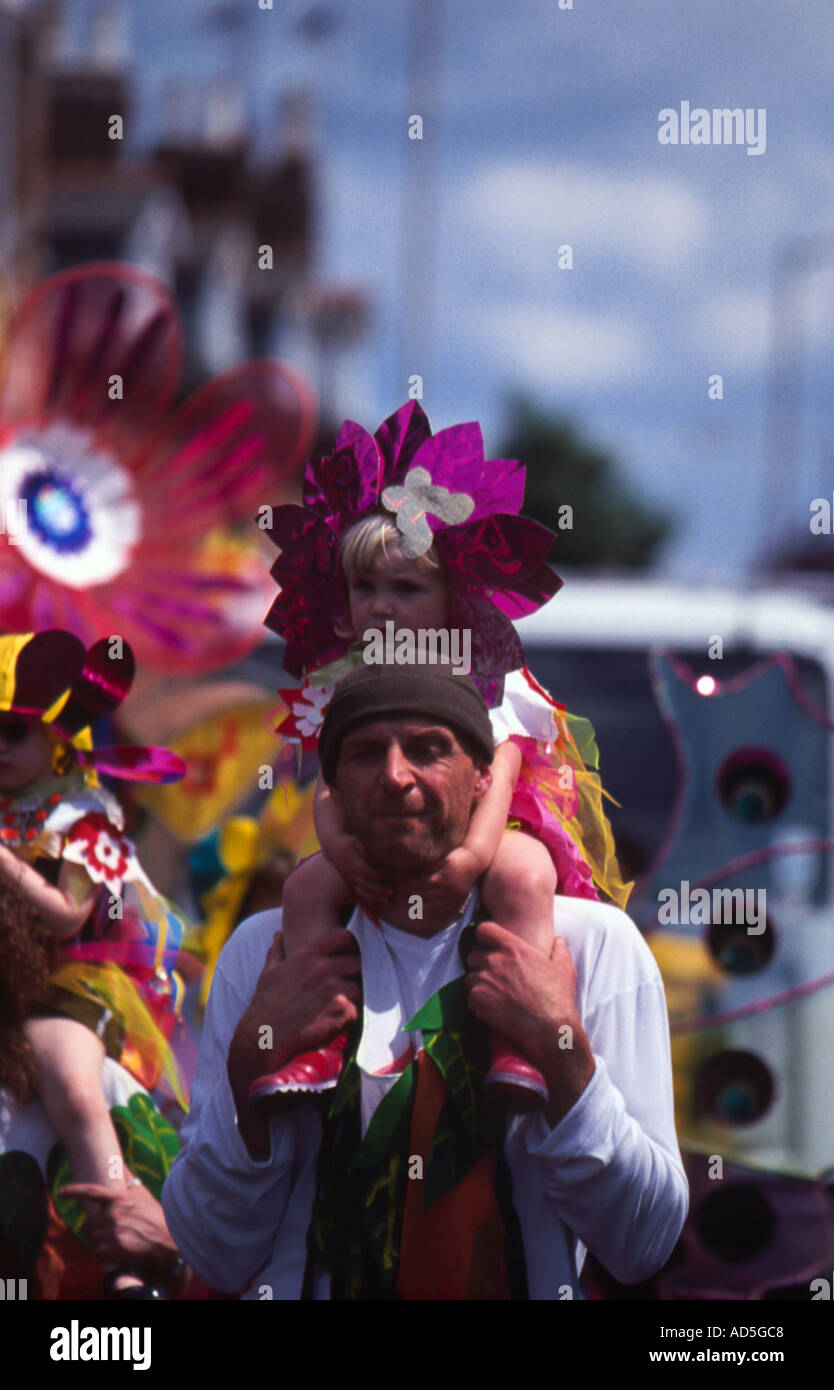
[479,830,557,1111]
[25,1016,124,1185]
[24,1015,142,1291]
[281,852,354,956]
[481,829,557,955]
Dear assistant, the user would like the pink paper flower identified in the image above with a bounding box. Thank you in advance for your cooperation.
[63,812,134,896]
[277,683,334,748]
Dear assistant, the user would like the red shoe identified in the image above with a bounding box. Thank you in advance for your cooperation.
[484,1033,548,1114]
[248,1034,348,1109]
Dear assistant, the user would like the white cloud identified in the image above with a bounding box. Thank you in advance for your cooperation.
[695,269,834,373]
[478,303,645,389]
[464,160,709,272]
[695,290,771,370]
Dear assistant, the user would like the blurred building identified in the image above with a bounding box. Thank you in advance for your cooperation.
[0,0,368,402]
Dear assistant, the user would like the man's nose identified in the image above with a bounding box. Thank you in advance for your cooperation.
[380,743,414,788]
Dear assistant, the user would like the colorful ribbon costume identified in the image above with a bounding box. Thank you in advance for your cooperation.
[0,629,191,1106]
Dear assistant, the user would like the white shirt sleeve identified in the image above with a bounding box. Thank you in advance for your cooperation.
[519,908,688,1285]
[162,914,299,1294]
[488,667,560,744]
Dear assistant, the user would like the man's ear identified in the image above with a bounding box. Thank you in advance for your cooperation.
[472,764,492,802]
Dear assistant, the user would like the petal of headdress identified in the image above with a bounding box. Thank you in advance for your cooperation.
[266,586,347,678]
[463,457,526,522]
[407,423,526,522]
[450,593,526,680]
[373,399,433,481]
[406,421,484,498]
[266,505,340,583]
[436,514,561,618]
[303,420,382,522]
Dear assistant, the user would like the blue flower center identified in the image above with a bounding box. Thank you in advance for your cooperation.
[21,470,92,553]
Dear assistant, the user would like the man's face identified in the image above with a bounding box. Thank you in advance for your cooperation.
[331,716,492,873]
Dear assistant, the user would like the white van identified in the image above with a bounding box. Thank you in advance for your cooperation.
[517,571,834,896]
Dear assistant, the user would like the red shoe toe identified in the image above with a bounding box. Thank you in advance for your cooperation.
[249,1035,347,1108]
[485,1042,548,1114]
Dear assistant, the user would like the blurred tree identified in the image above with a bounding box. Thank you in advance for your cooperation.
[498,395,673,570]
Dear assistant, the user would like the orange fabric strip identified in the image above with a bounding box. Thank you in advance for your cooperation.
[396,1049,509,1301]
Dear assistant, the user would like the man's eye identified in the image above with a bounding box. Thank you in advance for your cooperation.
[396,582,420,594]
[408,740,443,759]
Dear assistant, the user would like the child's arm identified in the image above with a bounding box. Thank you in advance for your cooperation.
[421,742,522,912]
[313,773,349,855]
[456,741,522,874]
[0,844,97,940]
[312,772,392,907]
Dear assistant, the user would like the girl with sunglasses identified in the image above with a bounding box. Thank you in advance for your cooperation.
[0,630,187,1298]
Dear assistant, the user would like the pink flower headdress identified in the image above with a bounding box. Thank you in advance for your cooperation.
[263,400,561,705]
[0,264,316,674]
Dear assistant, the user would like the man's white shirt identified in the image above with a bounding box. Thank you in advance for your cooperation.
[163,897,688,1300]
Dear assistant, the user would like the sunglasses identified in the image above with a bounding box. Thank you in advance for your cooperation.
[0,715,39,745]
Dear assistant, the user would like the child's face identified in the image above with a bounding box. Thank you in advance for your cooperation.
[0,716,54,792]
[347,547,450,638]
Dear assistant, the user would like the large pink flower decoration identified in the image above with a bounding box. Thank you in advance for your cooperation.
[0,264,316,673]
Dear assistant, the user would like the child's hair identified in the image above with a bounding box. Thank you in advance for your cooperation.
[338,513,445,581]
[335,514,449,641]
[0,883,60,1104]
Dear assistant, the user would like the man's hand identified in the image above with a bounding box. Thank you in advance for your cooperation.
[227,928,362,1159]
[464,920,596,1127]
[327,833,392,908]
[420,846,483,919]
[58,1181,183,1286]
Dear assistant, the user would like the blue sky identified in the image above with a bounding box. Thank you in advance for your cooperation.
[63,0,834,578]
